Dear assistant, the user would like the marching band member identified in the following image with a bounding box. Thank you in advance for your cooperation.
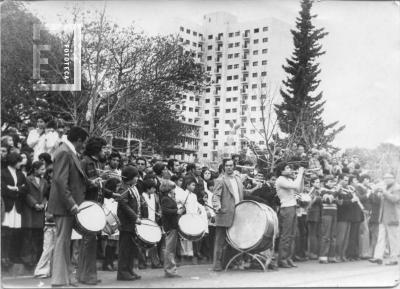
[307,177,322,260]
[160,180,186,278]
[116,166,142,281]
[318,176,339,263]
[275,162,305,269]
[212,159,245,271]
[47,126,88,288]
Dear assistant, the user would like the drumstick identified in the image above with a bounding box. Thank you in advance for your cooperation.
[77,203,94,213]
[138,222,160,228]
[204,203,217,212]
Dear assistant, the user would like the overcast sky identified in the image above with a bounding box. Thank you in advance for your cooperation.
[25,0,400,149]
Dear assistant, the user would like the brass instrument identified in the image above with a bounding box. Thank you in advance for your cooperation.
[246,176,268,184]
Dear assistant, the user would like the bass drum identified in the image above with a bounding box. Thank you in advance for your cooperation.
[226,200,278,253]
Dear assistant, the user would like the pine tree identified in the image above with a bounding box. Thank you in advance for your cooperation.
[275,0,344,149]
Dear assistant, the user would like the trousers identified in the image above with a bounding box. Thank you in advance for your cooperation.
[51,216,74,286]
[373,224,400,261]
[335,221,351,260]
[359,211,371,258]
[278,206,297,261]
[164,229,178,275]
[34,226,56,278]
[319,214,337,258]
[295,214,308,258]
[77,233,97,283]
[307,221,320,256]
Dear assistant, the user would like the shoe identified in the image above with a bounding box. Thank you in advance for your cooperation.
[151,264,163,269]
[138,264,147,270]
[278,260,292,268]
[385,261,398,266]
[165,273,182,278]
[102,264,115,271]
[213,266,223,272]
[369,258,383,265]
[117,274,139,281]
[319,260,328,264]
[268,263,279,271]
[79,279,101,285]
[69,282,79,287]
[287,259,298,268]
[308,253,318,260]
[328,258,339,263]
[293,255,306,262]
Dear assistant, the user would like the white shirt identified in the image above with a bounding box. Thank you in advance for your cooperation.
[7,166,17,185]
[276,176,301,208]
[143,193,156,221]
[228,176,240,205]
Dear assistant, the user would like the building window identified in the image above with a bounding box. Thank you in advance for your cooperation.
[254,28,259,33]
[226,109,231,113]
[203,153,207,158]
[263,26,268,31]
[228,43,234,48]
[206,88,211,93]
[233,86,238,91]
[199,33,203,37]
[180,26,184,32]
[260,117,264,122]
[253,50,259,55]
[254,39,259,44]
[207,66,211,71]
[208,34,213,39]
[229,32,234,37]
[233,75,239,80]
[251,107,256,111]
[234,64,239,69]
[250,130,255,134]
[205,110,209,114]
[208,45,212,50]
[252,84,257,89]
[261,83,267,87]
[261,71,267,76]
[234,53,239,58]
[263,37,268,43]
[262,60,268,65]
[205,120,209,125]
[228,54,233,59]
[227,87,232,91]
[185,40,190,45]
[232,108,237,113]
[262,48,268,54]
[179,37,183,42]
[232,97,238,102]
[252,95,257,100]
[227,98,231,102]
[252,72,258,78]
[192,42,197,47]
[225,131,230,135]
[205,99,210,103]
[235,31,240,36]
[193,31,197,36]
[207,56,212,60]
[259,141,265,145]
[182,106,187,110]
[203,142,208,146]
[228,65,233,70]
[186,29,191,34]
[227,76,232,80]
[204,131,209,135]
[253,61,258,67]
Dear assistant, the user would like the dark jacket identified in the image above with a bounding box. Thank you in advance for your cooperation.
[248,183,280,210]
[356,184,372,211]
[369,192,381,225]
[336,188,353,222]
[160,195,179,232]
[80,155,105,202]
[117,183,140,232]
[1,167,27,214]
[307,188,322,222]
[22,175,49,228]
[47,143,86,215]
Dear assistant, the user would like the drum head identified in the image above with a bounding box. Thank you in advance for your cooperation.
[76,201,106,232]
[136,219,162,244]
[227,201,267,251]
[178,214,205,236]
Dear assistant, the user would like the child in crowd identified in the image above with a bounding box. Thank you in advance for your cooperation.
[160,180,185,278]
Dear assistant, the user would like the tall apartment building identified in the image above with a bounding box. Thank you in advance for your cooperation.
[172,12,292,164]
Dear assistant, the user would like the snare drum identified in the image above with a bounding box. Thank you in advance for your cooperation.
[102,203,120,236]
[135,219,162,249]
[74,201,106,235]
[178,213,206,242]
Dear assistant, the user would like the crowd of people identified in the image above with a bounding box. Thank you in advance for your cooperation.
[1,117,400,286]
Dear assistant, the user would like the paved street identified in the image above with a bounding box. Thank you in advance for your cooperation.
[2,260,399,288]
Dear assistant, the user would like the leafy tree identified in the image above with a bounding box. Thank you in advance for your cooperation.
[275,0,344,150]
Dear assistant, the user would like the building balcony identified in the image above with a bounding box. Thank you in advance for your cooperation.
[214,70,222,75]
[215,58,222,64]
[241,78,248,83]
[243,33,250,39]
[241,66,248,71]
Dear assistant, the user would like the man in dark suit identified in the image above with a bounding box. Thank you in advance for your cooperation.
[47,126,89,288]
[212,159,245,271]
[77,137,107,285]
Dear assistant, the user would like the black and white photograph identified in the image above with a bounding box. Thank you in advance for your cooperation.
[1,0,400,287]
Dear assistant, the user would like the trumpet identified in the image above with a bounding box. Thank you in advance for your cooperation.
[293,168,321,175]
[96,168,125,179]
[246,176,268,184]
